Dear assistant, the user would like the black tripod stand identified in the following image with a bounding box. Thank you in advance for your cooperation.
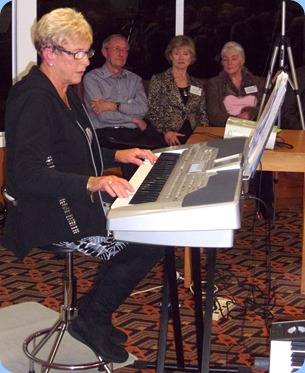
[258,0,305,130]
[256,0,305,226]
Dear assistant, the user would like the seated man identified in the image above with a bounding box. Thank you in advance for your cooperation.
[83,34,164,151]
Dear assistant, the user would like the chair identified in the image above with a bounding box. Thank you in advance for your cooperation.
[23,244,113,373]
[184,247,193,288]
[183,247,205,288]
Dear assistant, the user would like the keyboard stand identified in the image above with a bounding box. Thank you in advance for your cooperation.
[157,248,185,370]
[193,247,213,371]
[134,247,251,373]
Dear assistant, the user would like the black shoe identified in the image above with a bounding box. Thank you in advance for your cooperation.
[77,296,128,344]
[111,326,128,345]
[69,316,129,363]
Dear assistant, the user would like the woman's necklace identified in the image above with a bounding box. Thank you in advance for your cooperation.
[174,70,188,90]
[182,88,188,97]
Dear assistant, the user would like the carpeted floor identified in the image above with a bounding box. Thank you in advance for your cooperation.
[0,202,305,372]
[0,302,137,372]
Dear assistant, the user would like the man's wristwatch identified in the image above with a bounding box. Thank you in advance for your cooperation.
[115,102,120,112]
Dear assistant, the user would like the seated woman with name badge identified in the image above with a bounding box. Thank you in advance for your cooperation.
[207,41,272,220]
[147,35,209,147]
[207,41,264,126]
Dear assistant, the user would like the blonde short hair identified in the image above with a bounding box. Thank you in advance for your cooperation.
[221,41,245,63]
[33,8,93,57]
[165,35,196,64]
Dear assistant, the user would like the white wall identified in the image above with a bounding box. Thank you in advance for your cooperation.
[12,0,37,83]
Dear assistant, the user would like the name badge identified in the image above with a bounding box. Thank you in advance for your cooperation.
[190,85,202,96]
[245,85,258,94]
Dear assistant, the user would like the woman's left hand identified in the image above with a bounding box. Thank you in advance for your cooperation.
[115,148,158,167]
[236,112,250,120]
[165,131,185,146]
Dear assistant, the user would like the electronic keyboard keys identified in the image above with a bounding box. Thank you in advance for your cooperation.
[130,152,180,204]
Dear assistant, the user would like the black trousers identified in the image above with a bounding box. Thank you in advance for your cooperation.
[96,127,166,150]
[79,243,165,321]
[96,127,166,180]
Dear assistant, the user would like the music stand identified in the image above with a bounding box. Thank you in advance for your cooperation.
[258,0,305,130]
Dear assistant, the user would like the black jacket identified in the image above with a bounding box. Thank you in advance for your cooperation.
[3,66,118,259]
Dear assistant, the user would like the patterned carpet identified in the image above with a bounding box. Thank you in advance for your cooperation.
[0,202,304,372]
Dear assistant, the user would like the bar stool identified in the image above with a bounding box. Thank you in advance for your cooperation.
[23,244,113,373]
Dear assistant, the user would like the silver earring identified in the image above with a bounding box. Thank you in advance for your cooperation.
[49,63,53,67]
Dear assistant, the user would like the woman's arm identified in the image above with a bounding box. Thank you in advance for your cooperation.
[147,75,164,132]
[240,75,265,120]
[194,79,209,126]
[10,93,89,198]
[147,74,178,133]
[206,77,230,127]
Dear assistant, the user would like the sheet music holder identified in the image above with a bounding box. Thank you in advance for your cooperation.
[243,71,288,179]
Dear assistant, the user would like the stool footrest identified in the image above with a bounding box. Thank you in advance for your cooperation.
[23,250,113,372]
[23,317,112,372]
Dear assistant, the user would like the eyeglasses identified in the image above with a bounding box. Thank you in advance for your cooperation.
[105,47,129,54]
[55,46,95,60]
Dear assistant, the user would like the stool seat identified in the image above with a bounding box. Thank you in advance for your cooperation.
[39,244,75,253]
[23,245,113,373]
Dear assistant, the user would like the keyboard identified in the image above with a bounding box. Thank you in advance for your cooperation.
[129,143,218,205]
[270,320,305,373]
[107,137,248,247]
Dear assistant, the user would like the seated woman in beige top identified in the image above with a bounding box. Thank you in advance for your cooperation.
[147,35,209,146]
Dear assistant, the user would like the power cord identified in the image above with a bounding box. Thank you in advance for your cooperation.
[131,271,183,296]
[131,285,163,296]
[275,136,294,149]
[189,280,236,321]
[241,192,276,318]
[189,280,219,297]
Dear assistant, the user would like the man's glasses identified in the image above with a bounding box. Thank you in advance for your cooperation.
[105,47,129,54]
[55,46,95,60]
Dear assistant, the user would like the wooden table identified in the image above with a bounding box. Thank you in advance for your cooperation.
[187,127,305,293]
